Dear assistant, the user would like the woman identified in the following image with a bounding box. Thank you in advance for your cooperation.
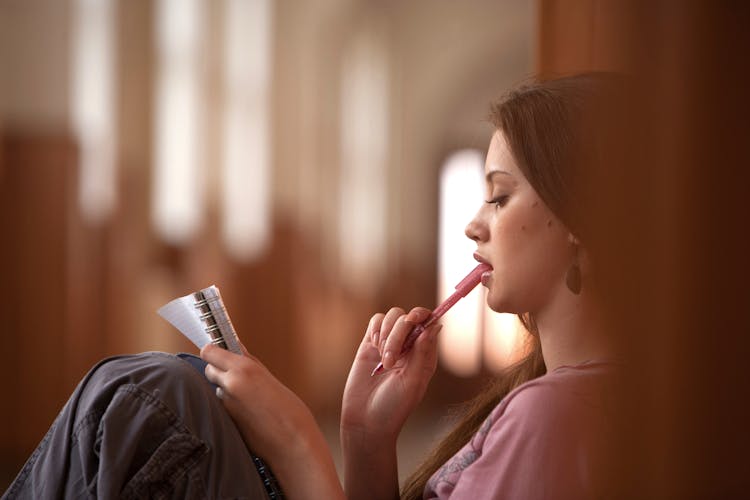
[3,73,625,499]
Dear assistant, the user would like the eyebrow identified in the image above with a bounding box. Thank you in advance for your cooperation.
[485,170,513,183]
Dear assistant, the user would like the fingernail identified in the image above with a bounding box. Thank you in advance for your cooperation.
[372,330,380,345]
[383,351,393,368]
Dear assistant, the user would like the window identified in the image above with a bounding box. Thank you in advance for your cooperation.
[437,150,526,376]
[72,0,117,224]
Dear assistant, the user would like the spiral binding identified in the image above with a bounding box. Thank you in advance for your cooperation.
[193,286,285,499]
[192,287,243,354]
[253,455,286,499]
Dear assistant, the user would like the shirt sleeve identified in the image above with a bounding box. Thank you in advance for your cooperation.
[441,381,603,499]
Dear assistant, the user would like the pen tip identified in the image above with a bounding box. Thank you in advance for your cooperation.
[370,362,384,377]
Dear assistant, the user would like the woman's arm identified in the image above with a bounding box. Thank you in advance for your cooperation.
[200,305,438,500]
[201,345,344,500]
[340,307,441,500]
[341,424,399,500]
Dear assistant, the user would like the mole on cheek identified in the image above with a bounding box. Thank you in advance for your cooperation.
[532,201,539,207]
[547,220,553,227]
[521,225,526,231]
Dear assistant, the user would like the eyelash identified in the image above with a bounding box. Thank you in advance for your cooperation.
[485,195,509,208]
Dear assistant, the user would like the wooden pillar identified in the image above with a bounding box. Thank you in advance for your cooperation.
[537,0,633,76]
[0,133,78,475]
[537,1,750,496]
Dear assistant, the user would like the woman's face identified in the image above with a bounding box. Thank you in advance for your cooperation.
[465,131,574,314]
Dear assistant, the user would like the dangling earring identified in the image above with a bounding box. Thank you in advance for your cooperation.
[565,242,582,295]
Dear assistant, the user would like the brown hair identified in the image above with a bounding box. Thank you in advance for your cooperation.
[400,73,622,499]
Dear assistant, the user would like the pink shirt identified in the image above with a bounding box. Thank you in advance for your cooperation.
[424,361,620,499]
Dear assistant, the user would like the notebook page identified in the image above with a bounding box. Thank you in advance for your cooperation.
[157,291,213,349]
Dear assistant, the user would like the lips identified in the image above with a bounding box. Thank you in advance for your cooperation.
[480,270,492,287]
[473,253,493,287]
[473,252,491,267]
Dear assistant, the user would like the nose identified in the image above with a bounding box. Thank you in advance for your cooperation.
[464,211,488,242]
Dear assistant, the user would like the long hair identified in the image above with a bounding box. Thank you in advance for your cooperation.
[400,73,621,499]
[400,316,545,500]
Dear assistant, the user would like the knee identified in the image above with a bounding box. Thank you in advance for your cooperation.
[82,352,212,408]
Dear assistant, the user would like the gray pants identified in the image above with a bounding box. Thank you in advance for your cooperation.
[2,352,272,499]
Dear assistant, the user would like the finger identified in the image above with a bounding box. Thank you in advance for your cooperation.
[205,368,238,404]
[382,314,417,369]
[200,343,239,370]
[403,323,441,380]
[405,306,432,324]
[367,313,385,346]
[204,362,226,386]
[352,317,385,364]
[379,307,405,353]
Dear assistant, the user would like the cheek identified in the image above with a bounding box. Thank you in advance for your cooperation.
[491,200,552,247]
[486,203,570,304]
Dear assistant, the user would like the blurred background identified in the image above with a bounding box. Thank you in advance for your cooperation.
[2,0,749,496]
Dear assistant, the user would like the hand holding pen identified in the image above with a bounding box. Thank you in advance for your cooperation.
[371,262,492,376]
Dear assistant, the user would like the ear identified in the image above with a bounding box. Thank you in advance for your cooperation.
[568,233,592,276]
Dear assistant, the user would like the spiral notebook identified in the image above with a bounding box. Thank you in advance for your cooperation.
[158,285,285,499]
[157,285,243,354]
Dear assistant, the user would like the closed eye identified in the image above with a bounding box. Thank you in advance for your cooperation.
[484,195,509,208]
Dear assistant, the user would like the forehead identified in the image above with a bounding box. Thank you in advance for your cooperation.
[484,131,520,177]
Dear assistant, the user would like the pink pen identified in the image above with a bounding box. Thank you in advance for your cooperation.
[371,262,492,376]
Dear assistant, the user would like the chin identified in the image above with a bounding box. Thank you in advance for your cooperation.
[485,292,510,314]
[485,288,523,315]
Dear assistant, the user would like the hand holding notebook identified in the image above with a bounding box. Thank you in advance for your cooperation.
[158,285,285,499]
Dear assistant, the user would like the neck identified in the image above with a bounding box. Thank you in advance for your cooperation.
[533,281,613,372]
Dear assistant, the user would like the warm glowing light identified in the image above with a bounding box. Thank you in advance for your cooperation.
[338,27,389,287]
[437,150,527,375]
[71,0,117,224]
[484,310,527,371]
[437,150,485,376]
[152,0,206,245]
[220,0,273,261]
